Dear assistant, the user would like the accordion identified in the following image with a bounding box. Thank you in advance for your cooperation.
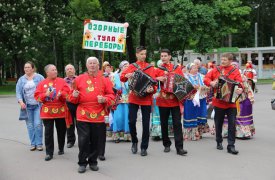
[215,76,240,103]
[163,73,196,102]
[128,70,157,97]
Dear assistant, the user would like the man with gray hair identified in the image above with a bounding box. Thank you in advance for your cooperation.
[64,64,77,148]
[68,57,115,173]
[194,59,207,75]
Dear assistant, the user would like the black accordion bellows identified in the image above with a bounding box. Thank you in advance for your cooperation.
[128,70,157,97]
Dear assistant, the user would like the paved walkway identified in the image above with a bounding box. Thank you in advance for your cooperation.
[0,84,274,180]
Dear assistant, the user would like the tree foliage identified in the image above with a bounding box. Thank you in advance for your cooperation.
[0,0,255,80]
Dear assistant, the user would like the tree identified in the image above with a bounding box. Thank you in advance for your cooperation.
[234,0,275,47]
[66,0,102,72]
[99,0,161,63]
[0,0,45,77]
[158,0,251,56]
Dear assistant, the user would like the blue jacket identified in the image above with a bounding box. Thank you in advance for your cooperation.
[16,73,44,120]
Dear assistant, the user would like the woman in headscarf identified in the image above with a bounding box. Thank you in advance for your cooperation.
[222,74,255,139]
[183,63,209,140]
[111,60,131,142]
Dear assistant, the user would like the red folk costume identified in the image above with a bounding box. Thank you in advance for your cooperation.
[204,65,243,109]
[120,60,156,106]
[68,71,115,123]
[34,78,70,119]
[243,63,257,80]
[155,63,184,107]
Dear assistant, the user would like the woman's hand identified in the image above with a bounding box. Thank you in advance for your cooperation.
[19,101,26,109]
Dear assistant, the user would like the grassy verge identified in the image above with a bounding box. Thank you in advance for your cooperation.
[0,81,16,95]
[257,79,274,84]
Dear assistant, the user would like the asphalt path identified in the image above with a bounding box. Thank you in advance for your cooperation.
[0,84,274,180]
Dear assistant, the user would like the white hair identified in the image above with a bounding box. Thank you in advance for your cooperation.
[64,64,75,71]
[44,64,55,73]
[193,59,201,65]
[86,57,99,64]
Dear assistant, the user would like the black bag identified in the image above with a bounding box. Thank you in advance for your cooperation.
[271,98,275,110]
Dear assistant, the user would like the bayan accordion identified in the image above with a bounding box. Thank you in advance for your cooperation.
[215,76,240,103]
[163,73,196,102]
[128,70,157,97]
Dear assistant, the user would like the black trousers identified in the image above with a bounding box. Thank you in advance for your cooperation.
[66,102,77,144]
[129,103,151,150]
[43,118,66,156]
[159,106,184,150]
[77,121,105,166]
[214,107,237,147]
[97,123,106,156]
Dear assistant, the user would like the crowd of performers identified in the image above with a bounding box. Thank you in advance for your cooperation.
[16,46,257,173]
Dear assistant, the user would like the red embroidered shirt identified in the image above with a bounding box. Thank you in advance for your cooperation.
[204,65,243,109]
[155,63,184,107]
[120,60,156,106]
[34,77,70,119]
[68,71,115,123]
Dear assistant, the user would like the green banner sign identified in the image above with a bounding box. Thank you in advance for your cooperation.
[82,19,128,53]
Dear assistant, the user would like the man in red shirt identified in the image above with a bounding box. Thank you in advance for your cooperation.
[204,53,243,155]
[120,46,155,156]
[155,49,187,156]
[68,57,115,173]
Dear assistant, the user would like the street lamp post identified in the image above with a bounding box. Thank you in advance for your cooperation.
[255,22,258,47]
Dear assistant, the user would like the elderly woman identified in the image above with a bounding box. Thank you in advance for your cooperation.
[16,61,44,151]
[34,64,70,161]
[183,63,209,141]
[111,60,131,143]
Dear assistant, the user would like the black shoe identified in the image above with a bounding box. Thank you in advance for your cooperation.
[227,146,239,155]
[131,143,138,154]
[78,166,86,173]
[45,155,53,161]
[89,165,99,171]
[217,143,223,150]
[140,149,147,156]
[58,150,64,155]
[67,143,74,148]
[176,149,188,156]
[164,146,170,153]
[98,155,105,161]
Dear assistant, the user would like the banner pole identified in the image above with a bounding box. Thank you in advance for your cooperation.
[102,50,105,70]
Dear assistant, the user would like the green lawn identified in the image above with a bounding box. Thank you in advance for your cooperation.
[0,81,16,95]
[257,79,274,84]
